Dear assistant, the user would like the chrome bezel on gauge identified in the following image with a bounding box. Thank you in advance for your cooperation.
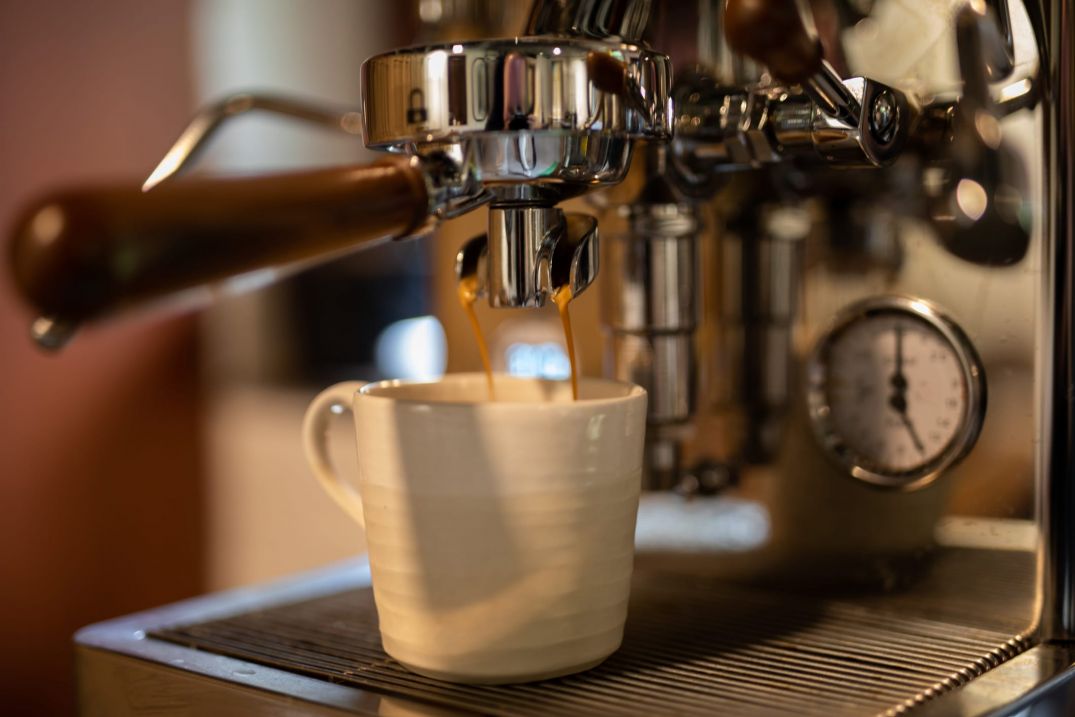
[805,296,987,491]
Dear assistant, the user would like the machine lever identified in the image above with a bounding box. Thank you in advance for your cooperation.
[8,157,432,348]
[724,0,860,127]
[928,2,1031,265]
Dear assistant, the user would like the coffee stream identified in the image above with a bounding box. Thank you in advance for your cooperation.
[551,286,579,401]
[457,278,579,401]
[458,275,495,400]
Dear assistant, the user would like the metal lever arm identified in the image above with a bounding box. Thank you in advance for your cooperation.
[724,0,859,126]
[8,157,432,346]
[143,93,364,190]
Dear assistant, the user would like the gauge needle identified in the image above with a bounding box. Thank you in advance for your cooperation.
[896,407,926,455]
[889,325,926,455]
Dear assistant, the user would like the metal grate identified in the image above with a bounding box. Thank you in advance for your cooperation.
[153,549,1034,716]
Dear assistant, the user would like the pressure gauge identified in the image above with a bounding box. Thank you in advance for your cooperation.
[807,297,986,490]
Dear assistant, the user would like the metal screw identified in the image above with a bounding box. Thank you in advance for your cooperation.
[869,90,899,144]
[30,315,78,351]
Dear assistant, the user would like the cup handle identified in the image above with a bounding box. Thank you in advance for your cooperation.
[302,381,367,527]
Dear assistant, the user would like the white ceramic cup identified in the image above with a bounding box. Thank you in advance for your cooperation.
[302,373,647,684]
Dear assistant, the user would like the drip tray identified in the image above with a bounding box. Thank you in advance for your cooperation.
[143,548,1034,717]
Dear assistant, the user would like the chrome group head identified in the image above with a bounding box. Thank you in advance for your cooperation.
[362,35,672,307]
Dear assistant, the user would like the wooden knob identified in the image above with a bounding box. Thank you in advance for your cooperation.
[8,157,429,324]
[724,0,823,84]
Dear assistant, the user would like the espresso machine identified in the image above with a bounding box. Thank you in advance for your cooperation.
[10,0,1075,714]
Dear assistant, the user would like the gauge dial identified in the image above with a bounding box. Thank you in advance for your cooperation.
[807,297,986,490]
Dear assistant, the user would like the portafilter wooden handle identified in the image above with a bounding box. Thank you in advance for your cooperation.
[8,157,430,327]
[724,0,823,84]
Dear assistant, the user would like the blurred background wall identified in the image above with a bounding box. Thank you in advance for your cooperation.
[0,3,202,715]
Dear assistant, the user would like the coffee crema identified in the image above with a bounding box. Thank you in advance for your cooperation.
[457,277,580,401]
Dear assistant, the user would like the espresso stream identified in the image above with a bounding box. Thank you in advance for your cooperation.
[457,279,579,401]
[458,276,495,399]
[552,285,579,401]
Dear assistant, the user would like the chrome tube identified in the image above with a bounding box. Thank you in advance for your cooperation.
[713,205,805,462]
[803,60,861,128]
[525,0,653,41]
[1038,0,1075,643]
[605,203,699,488]
[985,0,1016,79]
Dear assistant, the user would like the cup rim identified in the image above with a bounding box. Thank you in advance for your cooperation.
[356,372,646,407]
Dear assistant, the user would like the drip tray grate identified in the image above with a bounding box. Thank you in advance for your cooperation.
[152,549,1033,716]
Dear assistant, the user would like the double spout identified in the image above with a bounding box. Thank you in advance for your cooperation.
[457,205,599,309]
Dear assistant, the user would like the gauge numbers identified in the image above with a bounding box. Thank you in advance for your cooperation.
[807,297,986,490]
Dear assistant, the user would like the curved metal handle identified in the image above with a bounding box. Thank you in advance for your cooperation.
[143,93,364,191]
[8,157,430,346]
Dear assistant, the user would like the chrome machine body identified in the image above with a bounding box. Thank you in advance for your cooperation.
[335,0,1069,671]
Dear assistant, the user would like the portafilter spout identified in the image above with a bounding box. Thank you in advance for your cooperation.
[457,204,599,308]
